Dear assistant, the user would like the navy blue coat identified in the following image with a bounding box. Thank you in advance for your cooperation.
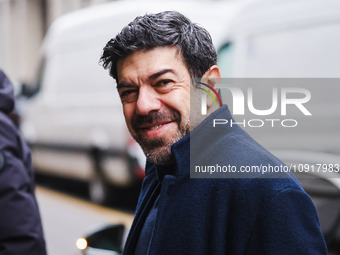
[0,70,47,255]
[124,105,327,255]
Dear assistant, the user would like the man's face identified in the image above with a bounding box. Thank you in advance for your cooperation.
[116,47,192,165]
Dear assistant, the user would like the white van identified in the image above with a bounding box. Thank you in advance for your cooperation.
[217,0,340,156]
[20,0,243,204]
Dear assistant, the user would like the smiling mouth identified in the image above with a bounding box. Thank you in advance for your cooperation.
[139,121,174,131]
[146,124,165,130]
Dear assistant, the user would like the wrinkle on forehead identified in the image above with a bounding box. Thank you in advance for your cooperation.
[116,46,186,84]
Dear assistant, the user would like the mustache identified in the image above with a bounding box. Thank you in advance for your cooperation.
[132,110,181,130]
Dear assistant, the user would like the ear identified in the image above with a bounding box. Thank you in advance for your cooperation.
[201,65,222,85]
[200,65,222,109]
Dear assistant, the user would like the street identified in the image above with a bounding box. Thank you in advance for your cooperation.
[36,185,134,255]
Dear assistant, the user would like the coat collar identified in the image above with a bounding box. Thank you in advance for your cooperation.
[146,105,241,179]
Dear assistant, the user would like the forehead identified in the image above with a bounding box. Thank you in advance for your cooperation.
[116,47,187,82]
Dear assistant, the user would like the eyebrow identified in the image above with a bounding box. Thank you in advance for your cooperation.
[148,69,176,80]
[117,68,176,89]
[116,81,135,90]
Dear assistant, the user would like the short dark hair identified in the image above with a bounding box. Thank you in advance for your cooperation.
[100,11,217,81]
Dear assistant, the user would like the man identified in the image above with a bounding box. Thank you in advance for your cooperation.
[0,70,47,255]
[101,11,327,254]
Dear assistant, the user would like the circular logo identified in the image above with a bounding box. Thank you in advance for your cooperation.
[0,151,6,171]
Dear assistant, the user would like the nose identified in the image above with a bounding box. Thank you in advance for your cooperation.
[136,86,161,116]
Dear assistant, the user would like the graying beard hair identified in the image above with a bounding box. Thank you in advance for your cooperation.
[144,140,175,165]
[142,122,190,165]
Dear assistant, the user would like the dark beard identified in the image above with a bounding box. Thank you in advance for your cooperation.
[131,110,190,165]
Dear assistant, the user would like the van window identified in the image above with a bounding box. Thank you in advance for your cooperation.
[55,48,113,95]
[244,22,340,77]
[48,46,121,106]
[217,43,234,78]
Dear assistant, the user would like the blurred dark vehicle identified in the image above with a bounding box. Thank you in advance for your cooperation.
[77,162,340,254]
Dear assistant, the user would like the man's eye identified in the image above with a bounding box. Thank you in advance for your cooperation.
[157,80,174,86]
[154,80,175,92]
[119,90,138,100]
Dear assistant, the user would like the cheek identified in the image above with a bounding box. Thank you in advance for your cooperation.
[168,88,191,111]
[122,104,135,127]
[179,92,191,117]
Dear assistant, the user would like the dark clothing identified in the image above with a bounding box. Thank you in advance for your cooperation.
[133,195,159,255]
[0,70,47,255]
[125,105,327,255]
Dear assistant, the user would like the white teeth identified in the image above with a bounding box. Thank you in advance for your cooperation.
[149,124,163,130]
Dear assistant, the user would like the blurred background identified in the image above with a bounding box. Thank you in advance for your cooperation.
[0,0,113,83]
[1,0,340,254]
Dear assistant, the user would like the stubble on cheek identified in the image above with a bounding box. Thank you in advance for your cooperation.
[131,110,190,165]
